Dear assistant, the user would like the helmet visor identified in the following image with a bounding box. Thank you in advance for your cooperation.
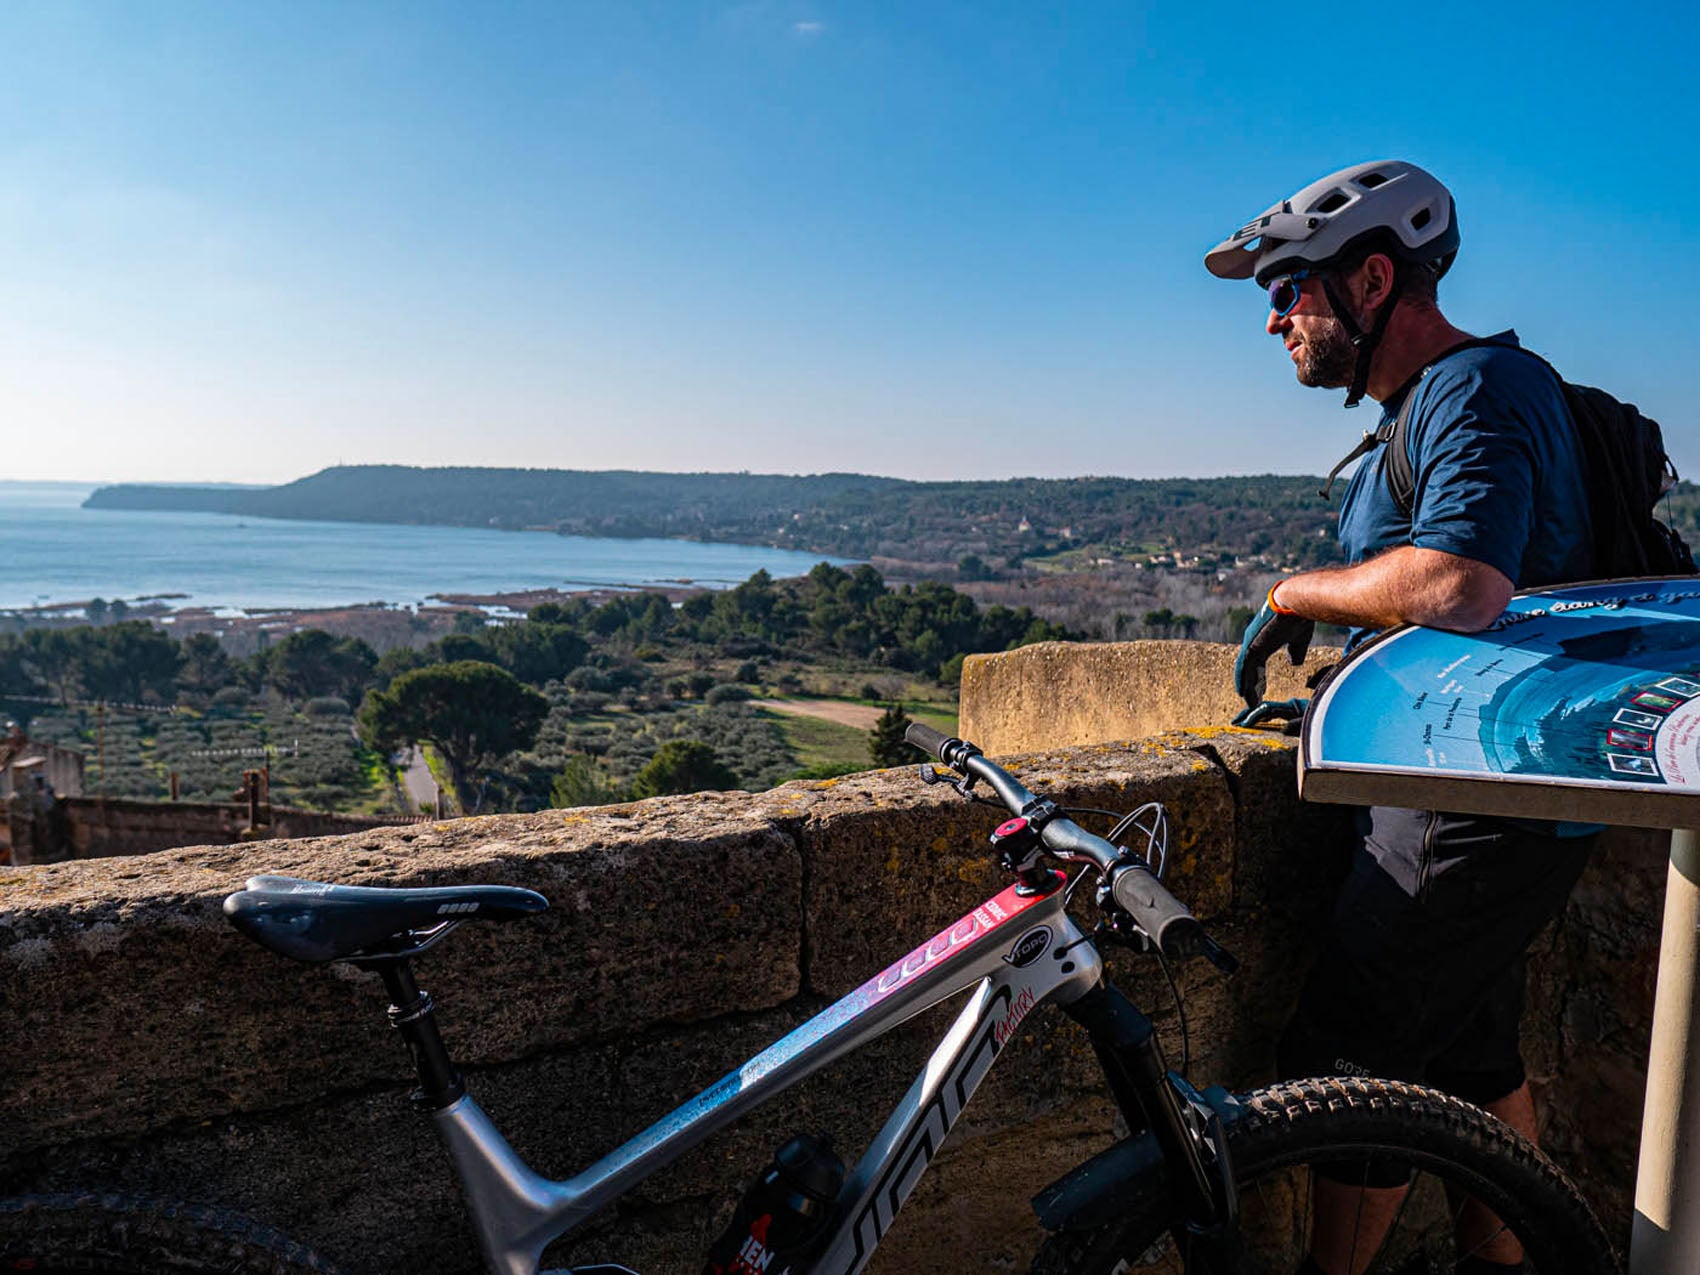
[1204,209,1320,280]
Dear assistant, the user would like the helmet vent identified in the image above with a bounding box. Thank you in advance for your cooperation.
[1411,206,1432,230]
[1312,190,1351,214]
[1358,170,1389,189]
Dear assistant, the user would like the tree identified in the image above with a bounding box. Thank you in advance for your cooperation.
[358,661,549,813]
[630,740,736,798]
[20,629,80,705]
[436,633,491,664]
[264,630,377,702]
[1226,605,1258,641]
[76,622,183,705]
[178,633,236,701]
[373,644,433,691]
[490,621,588,685]
[869,703,916,768]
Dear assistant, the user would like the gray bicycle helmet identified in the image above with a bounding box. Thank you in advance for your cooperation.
[1205,160,1461,408]
[1205,159,1459,285]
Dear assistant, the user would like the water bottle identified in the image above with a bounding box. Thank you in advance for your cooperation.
[700,1133,845,1275]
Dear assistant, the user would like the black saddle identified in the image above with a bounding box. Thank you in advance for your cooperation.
[223,875,548,964]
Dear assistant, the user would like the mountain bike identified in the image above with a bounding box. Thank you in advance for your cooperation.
[0,725,1619,1274]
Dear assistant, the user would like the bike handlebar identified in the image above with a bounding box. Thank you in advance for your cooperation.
[904,724,1227,967]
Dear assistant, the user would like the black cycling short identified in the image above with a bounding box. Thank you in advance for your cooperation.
[1278,806,1595,1107]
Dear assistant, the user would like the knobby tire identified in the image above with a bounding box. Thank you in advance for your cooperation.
[0,1192,346,1274]
[1029,1076,1618,1274]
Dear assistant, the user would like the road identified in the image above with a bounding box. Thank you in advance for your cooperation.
[401,746,440,814]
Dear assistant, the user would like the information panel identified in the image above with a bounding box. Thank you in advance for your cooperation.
[1300,577,1700,828]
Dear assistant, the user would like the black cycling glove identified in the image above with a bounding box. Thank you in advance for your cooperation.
[1233,585,1314,708]
[1231,696,1310,734]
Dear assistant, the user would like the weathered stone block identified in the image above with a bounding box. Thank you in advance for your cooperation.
[1154,728,1354,912]
[0,794,801,1155]
[959,639,1340,756]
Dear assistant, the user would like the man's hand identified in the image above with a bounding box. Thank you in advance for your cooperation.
[1234,586,1315,707]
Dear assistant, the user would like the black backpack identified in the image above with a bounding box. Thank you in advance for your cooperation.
[1375,340,1694,578]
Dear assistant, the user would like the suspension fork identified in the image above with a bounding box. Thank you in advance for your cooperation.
[1062,981,1233,1235]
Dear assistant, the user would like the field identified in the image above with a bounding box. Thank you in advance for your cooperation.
[26,701,399,813]
[763,699,958,775]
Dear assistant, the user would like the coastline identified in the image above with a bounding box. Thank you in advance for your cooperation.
[0,584,721,657]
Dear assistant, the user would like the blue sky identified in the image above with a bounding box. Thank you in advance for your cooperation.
[1,1,1694,484]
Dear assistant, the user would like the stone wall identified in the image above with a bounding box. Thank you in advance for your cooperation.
[958,638,1342,754]
[5,795,426,865]
[0,716,1662,1271]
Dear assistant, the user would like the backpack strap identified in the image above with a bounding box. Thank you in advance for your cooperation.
[1383,336,1541,516]
[1318,425,1392,501]
[1384,382,1421,516]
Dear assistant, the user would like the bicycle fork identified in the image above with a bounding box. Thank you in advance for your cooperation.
[1055,980,1243,1271]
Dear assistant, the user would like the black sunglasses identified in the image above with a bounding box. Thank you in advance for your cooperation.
[1266,269,1319,318]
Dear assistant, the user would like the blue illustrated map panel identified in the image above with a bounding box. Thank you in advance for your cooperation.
[1305,578,1700,792]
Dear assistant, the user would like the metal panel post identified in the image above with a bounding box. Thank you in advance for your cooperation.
[1632,828,1700,1273]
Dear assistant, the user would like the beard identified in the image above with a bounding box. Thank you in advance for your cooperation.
[1290,317,1357,388]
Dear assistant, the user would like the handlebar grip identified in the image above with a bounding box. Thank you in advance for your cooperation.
[1110,858,1206,958]
[904,722,952,761]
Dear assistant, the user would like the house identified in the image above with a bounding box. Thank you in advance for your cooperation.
[0,726,85,800]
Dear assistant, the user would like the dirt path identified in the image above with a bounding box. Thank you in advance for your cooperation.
[753,698,884,729]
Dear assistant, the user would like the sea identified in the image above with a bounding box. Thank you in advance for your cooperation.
[0,481,849,614]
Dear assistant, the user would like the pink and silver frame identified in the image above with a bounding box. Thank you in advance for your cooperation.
[430,874,1104,1275]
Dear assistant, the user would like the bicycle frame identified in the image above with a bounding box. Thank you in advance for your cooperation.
[429,872,1103,1275]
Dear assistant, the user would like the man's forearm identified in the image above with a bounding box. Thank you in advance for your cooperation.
[1272,545,1513,632]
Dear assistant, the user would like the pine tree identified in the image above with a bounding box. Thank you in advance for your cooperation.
[868,703,916,768]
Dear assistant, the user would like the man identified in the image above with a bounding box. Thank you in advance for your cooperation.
[1205,160,1598,1275]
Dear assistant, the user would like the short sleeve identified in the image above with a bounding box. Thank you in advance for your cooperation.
[1404,367,1536,581]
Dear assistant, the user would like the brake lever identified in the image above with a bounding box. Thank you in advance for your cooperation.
[1095,909,1240,975]
[1198,935,1240,976]
[917,763,979,800]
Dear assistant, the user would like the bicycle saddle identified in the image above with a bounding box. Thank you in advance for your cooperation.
[223,875,549,964]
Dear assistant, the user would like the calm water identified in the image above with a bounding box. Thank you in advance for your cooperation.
[0,482,847,613]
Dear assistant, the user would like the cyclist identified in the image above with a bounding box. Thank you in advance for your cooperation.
[1205,159,1598,1275]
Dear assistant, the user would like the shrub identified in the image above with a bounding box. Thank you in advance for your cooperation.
[705,684,752,705]
[631,739,737,798]
[550,755,624,808]
[306,696,351,717]
[564,666,614,693]
[869,703,917,767]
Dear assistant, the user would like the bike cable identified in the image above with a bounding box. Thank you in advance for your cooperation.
[1154,948,1191,1079]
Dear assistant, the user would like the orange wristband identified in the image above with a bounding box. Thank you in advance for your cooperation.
[1267,582,1300,616]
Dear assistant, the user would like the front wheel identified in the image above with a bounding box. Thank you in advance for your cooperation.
[1030,1076,1619,1274]
[0,1193,347,1274]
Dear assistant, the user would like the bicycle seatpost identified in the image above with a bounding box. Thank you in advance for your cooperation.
[376,960,465,1110]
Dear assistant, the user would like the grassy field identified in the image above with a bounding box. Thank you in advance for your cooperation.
[761,700,959,775]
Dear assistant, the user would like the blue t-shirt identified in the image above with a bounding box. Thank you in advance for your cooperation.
[1335,330,1593,653]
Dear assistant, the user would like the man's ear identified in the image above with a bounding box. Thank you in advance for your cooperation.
[1359,253,1397,312]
